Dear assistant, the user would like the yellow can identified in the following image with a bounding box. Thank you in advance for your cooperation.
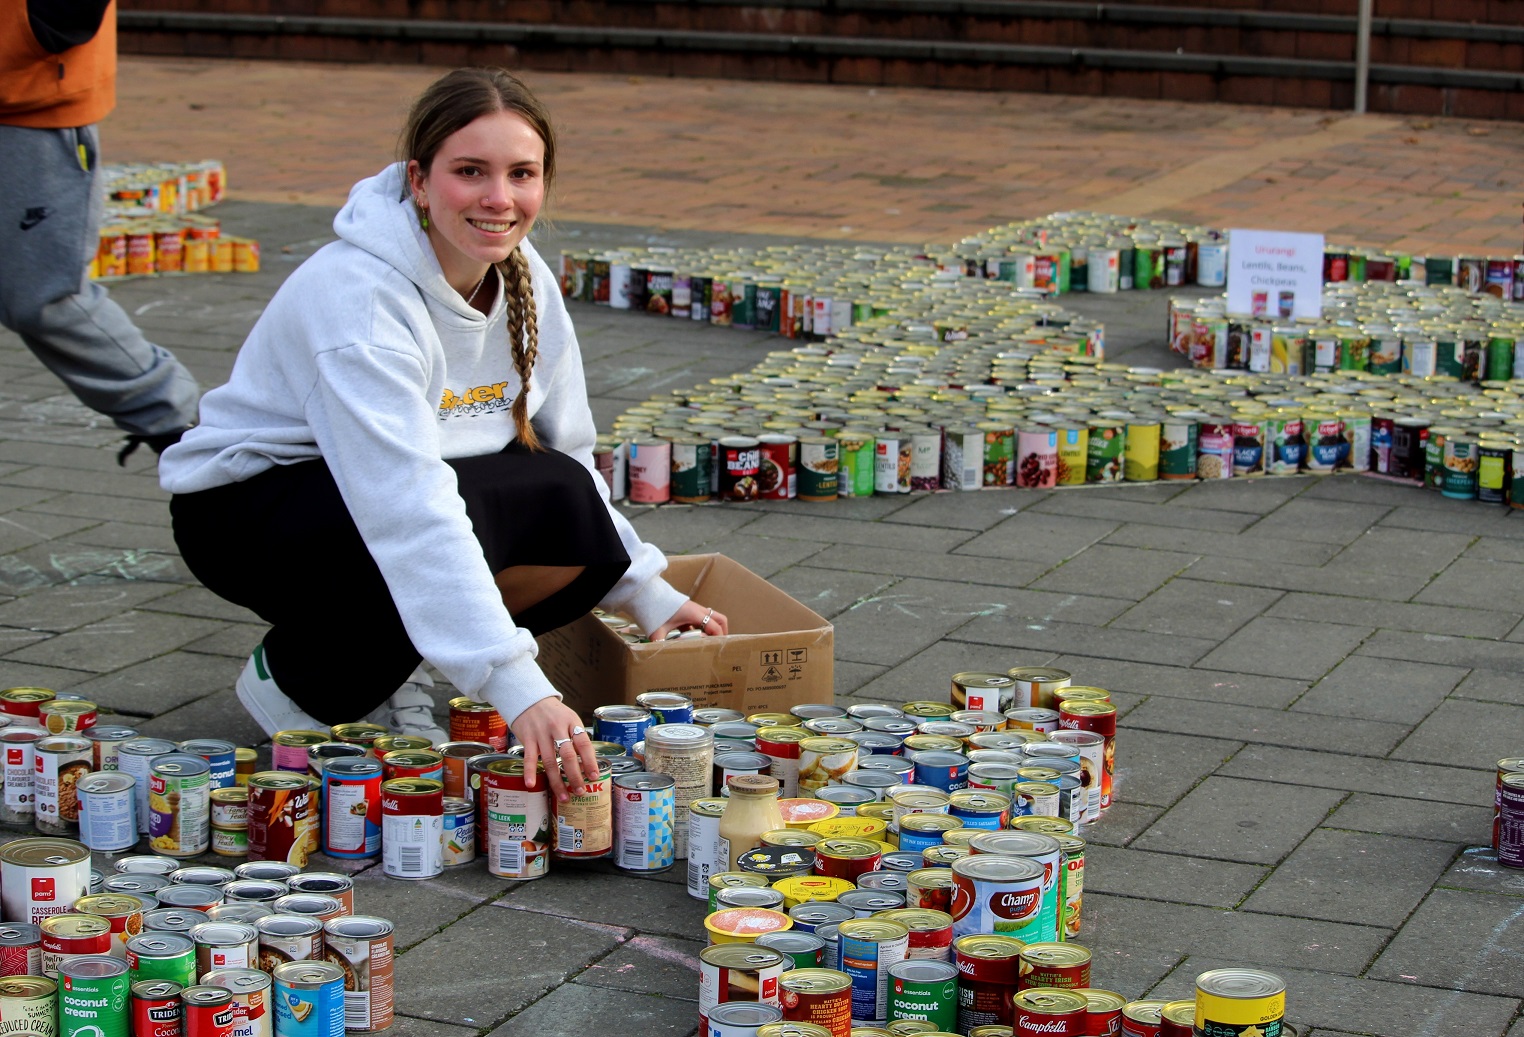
[1054,423,1088,486]
[808,817,888,841]
[1123,420,1161,481]
[212,237,235,273]
[232,237,261,273]
[704,906,792,945]
[1194,968,1286,1035]
[771,875,854,908]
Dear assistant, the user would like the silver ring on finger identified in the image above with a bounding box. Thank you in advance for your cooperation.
[570,726,587,737]
[554,737,572,750]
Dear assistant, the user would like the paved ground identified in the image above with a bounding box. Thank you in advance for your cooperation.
[0,57,1522,1037]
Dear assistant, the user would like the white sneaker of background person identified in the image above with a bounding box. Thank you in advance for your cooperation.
[364,666,449,745]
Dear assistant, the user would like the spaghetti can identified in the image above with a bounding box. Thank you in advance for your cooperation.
[178,741,237,791]
[270,962,344,1037]
[125,933,197,988]
[246,773,312,868]
[130,979,182,1037]
[58,956,129,1037]
[379,778,443,879]
[886,958,957,1031]
[1193,968,1285,1037]
[78,773,137,853]
[447,699,507,753]
[203,969,271,1037]
[0,974,56,1037]
[1,727,45,824]
[148,755,212,858]
[0,924,42,978]
[477,759,552,880]
[34,736,93,834]
[181,986,235,1037]
[954,934,1023,1031]
[41,916,112,978]
[836,919,909,1025]
[191,923,258,975]
[698,943,786,1033]
[613,772,675,873]
[779,968,851,1037]
[553,758,612,859]
[320,759,381,860]
[39,701,96,736]
[687,798,729,900]
[441,797,475,867]
[320,916,393,1033]
[1013,988,1089,1037]
[2,838,93,927]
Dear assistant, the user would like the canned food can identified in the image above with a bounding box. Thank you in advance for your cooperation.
[39,701,97,736]
[1012,988,1089,1037]
[686,798,728,901]
[73,895,146,960]
[2,838,93,927]
[0,924,42,979]
[1193,968,1285,1037]
[837,919,909,1025]
[477,760,551,880]
[148,755,212,858]
[1018,942,1091,990]
[130,979,181,1037]
[0,727,45,824]
[270,962,344,1037]
[886,958,958,1031]
[379,778,443,880]
[797,437,840,501]
[778,968,851,1036]
[268,733,325,776]
[950,855,1046,940]
[204,969,272,1037]
[78,773,137,853]
[183,986,236,1037]
[437,797,474,867]
[34,736,93,834]
[83,725,135,773]
[953,934,1023,1032]
[179,741,237,791]
[0,973,57,1037]
[447,700,508,753]
[245,773,313,868]
[319,760,380,860]
[669,439,714,503]
[1497,772,1524,867]
[628,438,673,504]
[58,956,129,1037]
[125,933,196,988]
[553,759,612,860]
[698,944,786,1033]
[191,923,258,975]
[612,772,675,873]
[321,916,393,1033]
[41,915,112,979]
[209,787,249,830]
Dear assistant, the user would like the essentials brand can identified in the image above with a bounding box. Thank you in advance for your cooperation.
[886,958,958,1031]
[270,962,344,1037]
[1193,968,1285,1037]
[58,956,129,1037]
[612,772,675,873]
[320,759,381,860]
[2,838,93,927]
[477,760,551,880]
[34,735,93,834]
[124,933,196,988]
[148,755,211,858]
[954,934,1023,1031]
[321,916,392,1033]
[836,919,909,1025]
[78,773,137,853]
[179,741,237,791]
[697,944,785,1033]
[379,778,443,880]
[0,727,45,824]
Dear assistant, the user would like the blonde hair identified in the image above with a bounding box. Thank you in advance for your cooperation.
[400,67,555,450]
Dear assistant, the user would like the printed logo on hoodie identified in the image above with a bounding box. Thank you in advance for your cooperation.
[440,381,513,419]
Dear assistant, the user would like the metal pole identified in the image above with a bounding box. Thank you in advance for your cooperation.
[1354,0,1373,113]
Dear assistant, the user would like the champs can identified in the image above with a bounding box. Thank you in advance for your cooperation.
[613,772,675,873]
[954,934,1023,1031]
[148,755,211,858]
[58,956,128,1037]
[0,727,46,825]
[1193,969,1285,1037]
[320,758,381,859]
[1013,988,1089,1037]
[270,962,343,1037]
[836,919,909,1025]
[125,933,196,988]
[0,924,42,978]
[3,838,93,927]
[204,969,271,1037]
[321,917,393,1033]
[477,760,551,880]
[78,773,137,853]
[35,735,93,835]
[447,699,508,753]
[130,980,181,1037]
[246,773,313,868]
[380,778,443,880]
[886,958,957,1031]
[778,968,851,1036]
[697,944,785,1033]
[950,855,1046,940]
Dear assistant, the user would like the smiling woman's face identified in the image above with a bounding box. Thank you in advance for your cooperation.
[407,108,546,294]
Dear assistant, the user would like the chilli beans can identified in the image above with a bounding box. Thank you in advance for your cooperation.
[321,916,393,1033]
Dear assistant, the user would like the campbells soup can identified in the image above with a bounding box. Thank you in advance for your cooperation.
[379,778,443,880]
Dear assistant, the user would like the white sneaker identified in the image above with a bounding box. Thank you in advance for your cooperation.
[364,666,448,745]
[236,645,325,736]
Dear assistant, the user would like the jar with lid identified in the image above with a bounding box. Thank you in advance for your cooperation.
[719,774,784,871]
[642,723,715,859]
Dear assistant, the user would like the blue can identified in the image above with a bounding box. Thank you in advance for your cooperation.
[613,772,675,872]
[178,738,237,789]
[896,813,962,854]
[272,960,346,1037]
[635,692,693,726]
[321,757,382,858]
[788,902,854,934]
[594,705,651,752]
[838,918,910,1023]
[848,732,904,756]
[911,750,969,792]
[948,789,1011,830]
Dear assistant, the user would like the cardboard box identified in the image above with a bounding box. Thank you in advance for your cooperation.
[535,553,834,716]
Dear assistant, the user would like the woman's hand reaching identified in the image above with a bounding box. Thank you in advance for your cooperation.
[650,600,729,641]
[512,696,600,802]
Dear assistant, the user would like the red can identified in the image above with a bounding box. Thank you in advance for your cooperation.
[0,923,40,977]
[954,933,1023,1031]
[182,986,236,1037]
[1019,943,1091,990]
[40,913,111,978]
[133,979,184,1037]
[1078,989,1126,1037]
[1014,988,1089,1037]
[876,908,953,961]
[1058,702,1117,811]
[811,838,880,883]
[380,750,444,783]
[718,436,762,501]
[448,700,507,752]
[757,435,797,500]
[1120,999,1167,1037]
[438,742,490,800]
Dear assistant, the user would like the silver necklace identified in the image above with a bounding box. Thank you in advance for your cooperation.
[465,269,490,306]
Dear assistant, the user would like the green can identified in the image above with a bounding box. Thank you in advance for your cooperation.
[1425,427,1457,491]
[754,283,782,334]
[669,437,714,504]
[1134,245,1163,290]
[125,932,196,988]
[1339,331,1371,371]
[1264,411,1305,476]
[1478,440,1512,505]
[1426,255,1454,285]
[1158,418,1198,480]
[733,279,757,330]
[1435,334,1465,379]
[886,959,958,1031]
[1368,329,1402,374]
[754,930,825,971]
[1441,434,1480,500]
[1487,334,1516,382]
[59,957,128,1037]
[1085,421,1125,483]
[978,423,1015,487]
[797,436,840,502]
[836,430,877,498]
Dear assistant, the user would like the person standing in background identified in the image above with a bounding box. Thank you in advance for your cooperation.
[0,0,200,462]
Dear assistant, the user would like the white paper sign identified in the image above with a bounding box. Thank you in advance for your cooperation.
[1226,229,1325,321]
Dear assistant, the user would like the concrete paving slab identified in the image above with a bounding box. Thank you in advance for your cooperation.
[1417,558,1524,612]
[0,660,91,689]
[499,863,706,940]
[834,659,890,697]
[0,510,104,554]
[0,582,181,634]
[620,504,761,554]
[800,543,1052,589]
[1369,888,1524,998]
[21,491,186,527]
[1358,628,1524,673]
[1168,477,1313,514]
[572,933,704,1001]
[1124,698,1410,756]
[1084,945,1187,1005]
[1437,848,1524,897]
[1030,545,1199,602]
[1266,591,1520,640]
[1102,523,1344,563]
[1391,699,1524,767]
[1241,829,1457,928]
[765,565,897,621]
[1452,668,1524,707]
[1029,493,1258,533]
[179,622,264,660]
[1194,617,1374,682]
[672,533,828,579]
[832,577,1021,667]
[1220,747,1493,806]
[1046,656,1309,709]
[346,863,510,951]
[1133,776,1347,865]
[386,1016,479,1037]
[1327,793,1491,846]
[137,586,262,624]
[1111,729,1246,808]
[733,512,973,554]
[62,650,244,715]
[1379,504,1524,539]
[1084,843,1268,908]
[1184,554,1433,601]
[1463,536,1524,565]
[3,609,226,673]
[1292,655,1468,724]
[1109,579,1283,639]
[1080,803,1165,847]
[881,487,1051,531]
[1246,498,1393,546]
[132,688,267,744]
[954,512,1121,565]
[484,984,696,1037]
[952,616,1218,667]
[850,640,1057,703]
[1324,527,1474,578]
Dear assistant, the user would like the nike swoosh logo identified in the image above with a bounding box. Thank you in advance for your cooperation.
[19,208,48,231]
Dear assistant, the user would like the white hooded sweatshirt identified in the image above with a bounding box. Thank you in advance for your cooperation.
[159,163,687,725]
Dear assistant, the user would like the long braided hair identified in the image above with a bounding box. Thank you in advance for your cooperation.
[400,68,556,450]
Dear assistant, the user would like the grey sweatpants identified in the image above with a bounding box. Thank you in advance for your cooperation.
[0,123,200,436]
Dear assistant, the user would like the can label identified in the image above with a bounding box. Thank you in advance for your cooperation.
[35,742,92,831]
[554,769,612,859]
[842,931,909,1023]
[247,779,311,867]
[380,791,443,880]
[322,773,380,858]
[60,969,129,1037]
[481,768,551,880]
[149,768,210,857]
[614,783,674,873]
[322,927,392,1033]
[3,739,38,819]
[889,970,958,1031]
[685,804,726,900]
[272,974,343,1037]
